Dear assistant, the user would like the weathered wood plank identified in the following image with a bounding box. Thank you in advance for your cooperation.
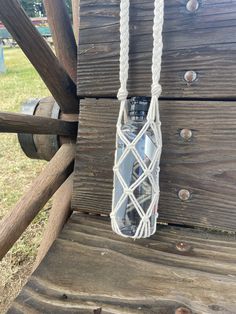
[79,0,236,31]
[72,98,236,232]
[77,0,236,98]
[8,214,236,313]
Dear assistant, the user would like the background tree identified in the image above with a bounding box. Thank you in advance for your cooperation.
[19,0,45,17]
[19,0,72,18]
[64,0,72,19]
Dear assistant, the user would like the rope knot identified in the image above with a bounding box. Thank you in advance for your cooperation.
[124,188,133,196]
[110,212,115,219]
[127,142,135,150]
[113,165,118,172]
[142,215,150,224]
[151,83,162,97]
[143,169,151,177]
[117,88,128,102]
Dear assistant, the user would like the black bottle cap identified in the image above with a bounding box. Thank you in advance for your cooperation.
[128,97,150,121]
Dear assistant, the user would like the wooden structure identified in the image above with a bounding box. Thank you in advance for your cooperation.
[0,0,235,313]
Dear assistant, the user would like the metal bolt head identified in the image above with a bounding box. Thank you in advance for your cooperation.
[186,0,199,12]
[184,70,197,83]
[178,189,191,201]
[175,307,192,314]
[176,242,192,252]
[180,128,192,141]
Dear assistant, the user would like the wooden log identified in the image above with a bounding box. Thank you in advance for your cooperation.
[0,144,75,260]
[72,0,80,44]
[33,173,73,271]
[0,0,79,114]
[72,98,236,232]
[77,0,236,98]
[8,214,236,313]
[0,111,78,136]
[43,0,77,83]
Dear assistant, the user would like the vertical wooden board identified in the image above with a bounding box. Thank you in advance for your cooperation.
[72,99,117,211]
[72,98,236,232]
[77,0,236,98]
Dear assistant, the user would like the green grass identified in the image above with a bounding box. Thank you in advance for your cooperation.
[0,47,51,313]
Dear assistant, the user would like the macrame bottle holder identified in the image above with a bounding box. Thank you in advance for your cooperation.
[110,0,164,239]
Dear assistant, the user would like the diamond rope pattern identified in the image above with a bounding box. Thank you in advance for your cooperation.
[111,0,164,239]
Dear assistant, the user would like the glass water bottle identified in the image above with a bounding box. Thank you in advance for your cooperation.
[113,97,158,237]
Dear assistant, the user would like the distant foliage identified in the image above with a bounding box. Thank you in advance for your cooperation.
[19,0,45,17]
[65,0,73,19]
[19,0,72,18]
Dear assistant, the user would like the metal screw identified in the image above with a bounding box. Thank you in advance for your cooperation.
[178,189,191,201]
[184,70,197,83]
[175,307,192,314]
[176,242,192,252]
[180,128,192,141]
[186,0,199,12]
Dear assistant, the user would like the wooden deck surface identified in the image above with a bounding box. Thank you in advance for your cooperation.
[8,213,236,313]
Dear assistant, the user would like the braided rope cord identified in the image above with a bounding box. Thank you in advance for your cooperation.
[111,0,164,239]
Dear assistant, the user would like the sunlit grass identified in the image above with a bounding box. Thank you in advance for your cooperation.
[0,47,51,313]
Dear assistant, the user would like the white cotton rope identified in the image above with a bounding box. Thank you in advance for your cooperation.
[111,0,164,239]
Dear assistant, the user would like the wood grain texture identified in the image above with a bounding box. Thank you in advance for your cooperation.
[0,144,75,260]
[43,0,77,83]
[33,173,73,271]
[0,111,77,136]
[8,214,236,313]
[72,0,80,44]
[77,0,236,98]
[0,0,79,113]
[72,98,236,232]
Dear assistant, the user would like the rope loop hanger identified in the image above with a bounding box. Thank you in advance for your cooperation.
[111,0,164,239]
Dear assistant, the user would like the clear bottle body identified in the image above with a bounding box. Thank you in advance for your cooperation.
[113,116,158,237]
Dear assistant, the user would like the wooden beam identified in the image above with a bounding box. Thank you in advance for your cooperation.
[33,173,73,271]
[0,144,75,260]
[43,0,77,83]
[0,0,79,114]
[0,111,78,136]
[72,0,79,44]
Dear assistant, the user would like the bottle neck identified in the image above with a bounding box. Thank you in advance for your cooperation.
[128,97,150,122]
